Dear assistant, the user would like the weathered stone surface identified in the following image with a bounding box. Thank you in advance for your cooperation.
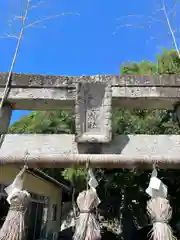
[0,88,76,110]
[0,73,75,87]
[1,134,180,168]
[0,86,179,110]
[1,73,180,169]
[0,104,12,134]
[1,73,180,87]
[75,82,112,143]
[1,73,180,110]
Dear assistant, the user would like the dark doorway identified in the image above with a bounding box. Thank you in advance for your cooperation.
[26,201,44,240]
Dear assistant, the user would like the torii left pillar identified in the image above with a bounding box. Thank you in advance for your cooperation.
[0,104,12,134]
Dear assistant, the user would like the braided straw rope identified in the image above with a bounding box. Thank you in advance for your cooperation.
[73,189,101,240]
[0,190,30,240]
[147,197,176,240]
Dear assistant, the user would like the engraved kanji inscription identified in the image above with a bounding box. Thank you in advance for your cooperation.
[75,81,112,143]
[86,108,99,130]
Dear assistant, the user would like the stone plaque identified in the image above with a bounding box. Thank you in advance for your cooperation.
[75,82,112,143]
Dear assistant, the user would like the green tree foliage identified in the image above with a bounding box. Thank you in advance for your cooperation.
[120,60,156,75]
[10,111,75,134]
[9,49,180,231]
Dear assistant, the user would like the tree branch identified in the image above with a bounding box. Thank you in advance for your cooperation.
[0,0,31,110]
[161,0,180,58]
[24,12,76,29]
[115,0,180,55]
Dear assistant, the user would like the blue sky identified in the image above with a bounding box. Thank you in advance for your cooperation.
[0,0,178,124]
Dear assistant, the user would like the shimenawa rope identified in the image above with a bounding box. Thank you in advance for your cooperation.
[147,197,176,240]
[0,190,31,240]
[146,166,176,240]
[0,166,31,240]
[73,189,101,240]
[73,165,101,240]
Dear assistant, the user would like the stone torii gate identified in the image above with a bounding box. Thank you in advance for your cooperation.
[0,73,180,169]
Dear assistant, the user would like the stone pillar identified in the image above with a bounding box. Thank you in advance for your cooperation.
[0,104,12,134]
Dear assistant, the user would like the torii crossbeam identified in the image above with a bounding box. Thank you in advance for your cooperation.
[0,73,180,169]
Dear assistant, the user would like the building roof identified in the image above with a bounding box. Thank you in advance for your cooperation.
[26,168,72,193]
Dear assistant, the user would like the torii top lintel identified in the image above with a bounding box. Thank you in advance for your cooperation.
[0,73,180,111]
[0,72,180,87]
